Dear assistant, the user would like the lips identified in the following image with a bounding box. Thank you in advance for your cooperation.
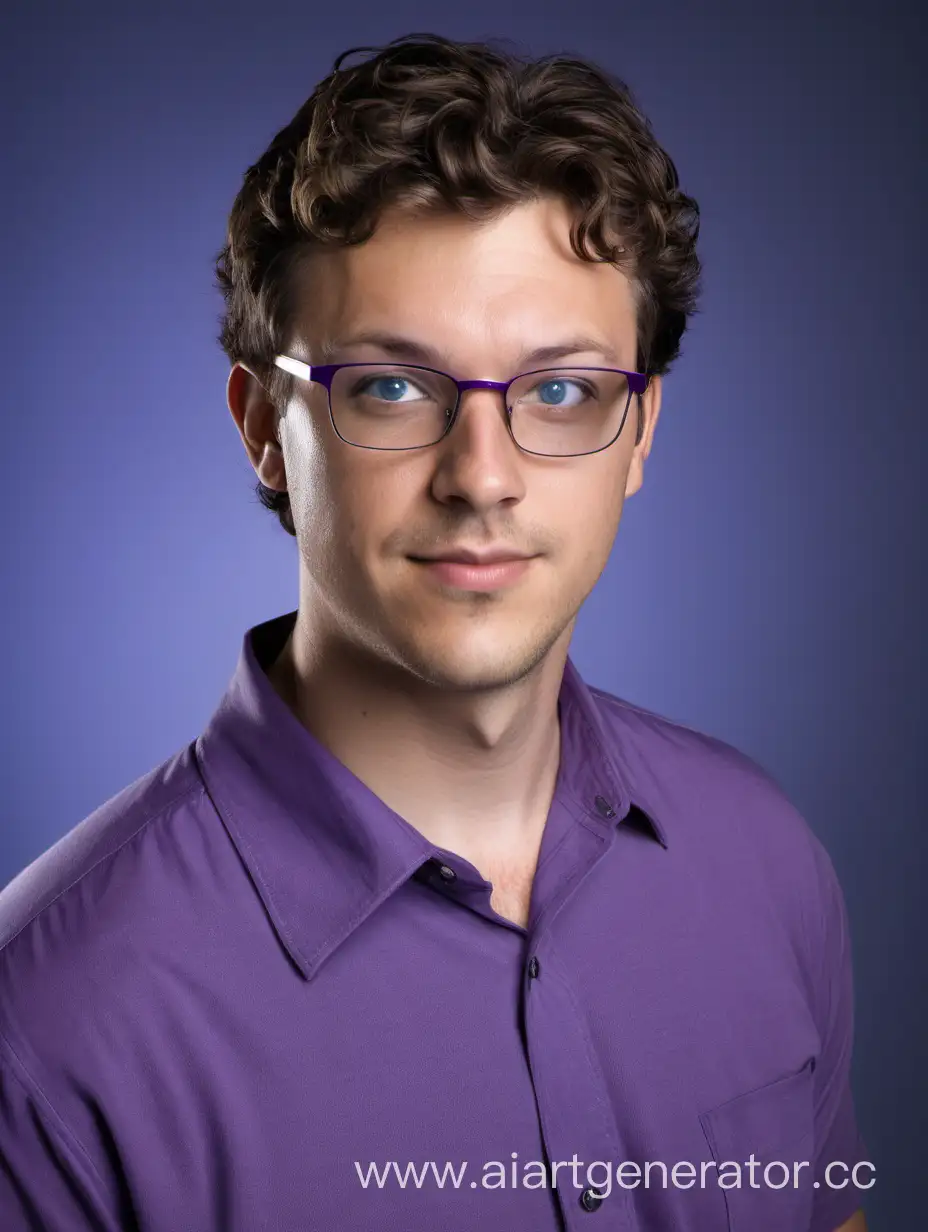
[410,552,536,593]
[412,549,532,566]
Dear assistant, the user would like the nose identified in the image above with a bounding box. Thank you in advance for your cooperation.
[428,387,527,513]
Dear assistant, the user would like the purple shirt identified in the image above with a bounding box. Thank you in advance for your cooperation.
[0,610,868,1231]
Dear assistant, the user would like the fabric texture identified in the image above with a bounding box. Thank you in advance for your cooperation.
[0,610,868,1231]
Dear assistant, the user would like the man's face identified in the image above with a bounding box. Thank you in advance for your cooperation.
[257,196,660,690]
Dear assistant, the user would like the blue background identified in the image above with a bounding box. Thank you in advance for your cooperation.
[2,1,923,1226]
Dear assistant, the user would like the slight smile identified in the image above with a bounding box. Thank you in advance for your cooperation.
[409,550,538,593]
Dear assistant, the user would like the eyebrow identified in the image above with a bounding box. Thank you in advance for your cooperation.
[319,330,621,368]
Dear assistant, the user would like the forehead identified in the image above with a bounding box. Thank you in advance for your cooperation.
[288,197,637,364]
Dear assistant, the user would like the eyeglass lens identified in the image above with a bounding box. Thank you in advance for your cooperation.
[328,364,631,455]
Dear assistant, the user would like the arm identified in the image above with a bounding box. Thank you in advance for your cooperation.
[806,836,872,1232]
[0,1031,124,1230]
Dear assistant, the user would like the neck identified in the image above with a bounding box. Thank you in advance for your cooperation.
[267,607,569,864]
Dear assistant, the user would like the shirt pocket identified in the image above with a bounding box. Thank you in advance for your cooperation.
[698,1057,816,1232]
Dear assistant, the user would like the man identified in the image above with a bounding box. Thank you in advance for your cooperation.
[0,33,869,1232]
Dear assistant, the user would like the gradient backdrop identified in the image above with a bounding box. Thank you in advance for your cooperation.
[2,1,924,1226]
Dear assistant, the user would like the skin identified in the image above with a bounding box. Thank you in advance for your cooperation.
[227,194,867,1232]
[228,195,659,924]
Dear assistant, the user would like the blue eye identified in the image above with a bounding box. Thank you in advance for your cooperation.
[538,380,570,404]
[534,378,587,407]
[367,377,411,401]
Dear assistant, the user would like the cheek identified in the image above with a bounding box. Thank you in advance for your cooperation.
[557,471,626,573]
[283,418,340,554]
[290,439,421,569]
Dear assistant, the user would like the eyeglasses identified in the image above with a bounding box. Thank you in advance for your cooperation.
[273,355,649,457]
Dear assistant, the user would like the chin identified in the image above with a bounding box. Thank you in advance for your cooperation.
[388,619,565,693]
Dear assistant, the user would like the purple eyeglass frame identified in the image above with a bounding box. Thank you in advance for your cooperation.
[272,354,650,457]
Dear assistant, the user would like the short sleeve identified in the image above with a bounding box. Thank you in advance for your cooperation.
[0,1029,122,1231]
[806,835,873,1232]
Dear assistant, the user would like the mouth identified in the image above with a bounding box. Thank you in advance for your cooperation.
[408,553,537,593]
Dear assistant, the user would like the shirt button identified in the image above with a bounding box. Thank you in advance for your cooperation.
[527,955,540,979]
[436,863,457,882]
[594,795,616,819]
[580,1186,605,1212]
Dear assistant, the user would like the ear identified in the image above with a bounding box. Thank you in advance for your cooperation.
[227,363,287,492]
[624,373,662,499]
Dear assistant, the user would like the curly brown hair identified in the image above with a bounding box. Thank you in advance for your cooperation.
[215,32,702,537]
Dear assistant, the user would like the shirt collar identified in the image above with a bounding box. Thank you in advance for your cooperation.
[196,610,667,981]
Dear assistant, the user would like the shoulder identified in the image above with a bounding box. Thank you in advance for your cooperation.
[0,741,244,1098]
[590,682,816,841]
[587,682,840,958]
[0,743,221,1063]
[0,745,223,1198]
[0,743,206,957]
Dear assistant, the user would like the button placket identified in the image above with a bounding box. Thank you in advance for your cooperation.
[580,1186,605,1212]
[522,948,628,1229]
